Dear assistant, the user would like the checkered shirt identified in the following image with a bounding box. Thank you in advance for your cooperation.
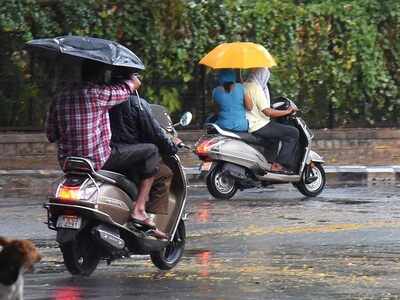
[46,82,132,170]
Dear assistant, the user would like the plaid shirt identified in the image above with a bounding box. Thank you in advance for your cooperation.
[46,81,132,170]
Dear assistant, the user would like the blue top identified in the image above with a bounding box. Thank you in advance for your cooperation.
[212,83,248,132]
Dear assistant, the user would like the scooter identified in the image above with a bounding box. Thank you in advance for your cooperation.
[44,107,193,276]
[195,97,325,199]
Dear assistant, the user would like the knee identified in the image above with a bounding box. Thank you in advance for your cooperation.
[146,144,160,158]
[290,127,300,139]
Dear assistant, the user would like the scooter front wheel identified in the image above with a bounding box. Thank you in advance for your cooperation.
[150,219,186,270]
[293,163,325,197]
[206,164,237,199]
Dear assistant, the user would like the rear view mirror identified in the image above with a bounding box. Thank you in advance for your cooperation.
[179,112,192,127]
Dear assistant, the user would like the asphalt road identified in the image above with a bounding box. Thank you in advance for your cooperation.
[1,184,400,300]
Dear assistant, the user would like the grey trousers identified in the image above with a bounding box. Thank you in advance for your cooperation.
[253,121,299,170]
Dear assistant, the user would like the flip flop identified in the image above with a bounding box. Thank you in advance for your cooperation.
[150,228,169,240]
[129,217,156,230]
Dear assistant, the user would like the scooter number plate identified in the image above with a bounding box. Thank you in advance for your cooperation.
[56,215,82,229]
[200,162,212,171]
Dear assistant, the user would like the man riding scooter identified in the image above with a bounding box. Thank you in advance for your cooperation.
[46,59,169,239]
[105,67,179,239]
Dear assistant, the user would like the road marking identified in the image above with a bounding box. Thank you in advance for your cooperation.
[189,221,400,238]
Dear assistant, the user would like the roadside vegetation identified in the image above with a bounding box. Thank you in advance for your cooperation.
[0,0,399,128]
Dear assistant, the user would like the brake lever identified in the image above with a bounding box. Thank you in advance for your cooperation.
[178,142,191,150]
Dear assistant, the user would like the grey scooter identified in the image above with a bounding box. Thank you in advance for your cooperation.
[195,98,325,199]
[44,107,192,276]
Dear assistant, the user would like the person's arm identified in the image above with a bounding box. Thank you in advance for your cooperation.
[45,101,59,143]
[250,83,294,118]
[96,76,141,108]
[244,93,253,111]
[262,107,294,118]
[211,102,219,114]
[211,87,220,114]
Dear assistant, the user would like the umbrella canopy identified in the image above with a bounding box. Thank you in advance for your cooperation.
[26,35,145,70]
[199,42,276,69]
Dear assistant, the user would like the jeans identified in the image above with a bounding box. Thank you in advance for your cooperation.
[103,143,172,214]
[253,120,299,170]
[103,143,160,180]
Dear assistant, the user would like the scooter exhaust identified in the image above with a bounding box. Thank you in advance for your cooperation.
[91,224,125,250]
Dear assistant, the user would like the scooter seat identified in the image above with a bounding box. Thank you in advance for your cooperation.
[236,132,266,146]
[206,123,269,146]
[97,170,138,200]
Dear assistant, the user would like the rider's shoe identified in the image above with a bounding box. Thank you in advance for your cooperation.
[270,163,295,175]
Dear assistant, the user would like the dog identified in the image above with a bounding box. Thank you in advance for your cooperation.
[0,237,41,300]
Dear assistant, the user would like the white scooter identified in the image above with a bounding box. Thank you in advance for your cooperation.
[195,98,325,199]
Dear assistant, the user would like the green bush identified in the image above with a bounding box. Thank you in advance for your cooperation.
[0,0,399,128]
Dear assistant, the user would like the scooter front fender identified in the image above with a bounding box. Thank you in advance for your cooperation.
[306,150,324,164]
[57,228,81,244]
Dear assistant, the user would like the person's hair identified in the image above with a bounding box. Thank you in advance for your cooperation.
[223,82,234,92]
[81,60,107,82]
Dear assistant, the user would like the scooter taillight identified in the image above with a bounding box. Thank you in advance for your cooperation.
[57,185,81,201]
[195,139,218,157]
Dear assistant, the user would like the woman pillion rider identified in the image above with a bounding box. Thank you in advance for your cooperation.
[244,68,299,174]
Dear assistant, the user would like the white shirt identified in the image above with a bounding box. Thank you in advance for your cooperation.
[244,82,270,132]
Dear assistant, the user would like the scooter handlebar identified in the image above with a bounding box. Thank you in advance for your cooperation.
[177,142,191,150]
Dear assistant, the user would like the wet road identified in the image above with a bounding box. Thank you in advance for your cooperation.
[1,185,400,299]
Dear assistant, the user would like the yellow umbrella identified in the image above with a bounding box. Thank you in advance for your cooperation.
[199,42,277,69]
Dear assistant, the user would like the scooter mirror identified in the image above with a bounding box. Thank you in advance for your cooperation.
[179,112,192,127]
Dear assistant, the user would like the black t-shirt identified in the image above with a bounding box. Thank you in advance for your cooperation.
[109,96,177,155]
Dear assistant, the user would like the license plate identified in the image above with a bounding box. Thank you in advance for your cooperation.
[200,162,212,171]
[56,215,82,229]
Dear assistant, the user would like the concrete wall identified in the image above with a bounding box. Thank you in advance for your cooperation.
[0,128,399,170]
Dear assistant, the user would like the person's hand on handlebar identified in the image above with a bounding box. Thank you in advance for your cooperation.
[287,106,298,115]
[173,137,183,146]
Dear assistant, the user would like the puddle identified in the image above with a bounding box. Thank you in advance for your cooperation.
[185,248,212,257]
[327,199,372,205]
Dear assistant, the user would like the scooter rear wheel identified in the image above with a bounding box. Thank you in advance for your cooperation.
[207,164,237,199]
[60,231,100,276]
[150,219,186,270]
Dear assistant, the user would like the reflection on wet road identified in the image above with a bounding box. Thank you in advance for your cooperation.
[2,185,400,299]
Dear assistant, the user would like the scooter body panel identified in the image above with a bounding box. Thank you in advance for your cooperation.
[96,184,132,225]
[46,155,186,248]
[307,150,324,164]
[199,118,325,187]
[208,138,271,172]
[153,155,187,239]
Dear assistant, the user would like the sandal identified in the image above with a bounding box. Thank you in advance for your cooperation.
[128,217,156,230]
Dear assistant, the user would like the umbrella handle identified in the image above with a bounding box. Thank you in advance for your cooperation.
[135,89,143,111]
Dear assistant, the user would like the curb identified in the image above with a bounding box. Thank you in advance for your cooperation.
[0,165,399,196]
[184,165,400,186]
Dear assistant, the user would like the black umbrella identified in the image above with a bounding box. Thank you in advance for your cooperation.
[26,35,145,70]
